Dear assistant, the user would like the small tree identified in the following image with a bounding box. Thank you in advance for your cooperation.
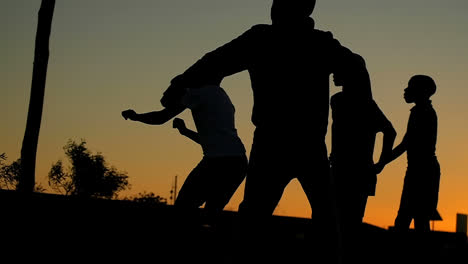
[0,155,21,190]
[0,154,45,192]
[48,139,130,199]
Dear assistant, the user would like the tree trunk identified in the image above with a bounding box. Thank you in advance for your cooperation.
[19,0,56,193]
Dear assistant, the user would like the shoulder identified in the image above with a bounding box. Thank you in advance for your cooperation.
[313,29,335,39]
[371,101,393,126]
[331,91,343,100]
[427,105,438,122]
[228,24,271,43]
[330,92,344,107]
[247,24,272,36]
[250,24,271,31]
[313,29,352,56]
[370,100,381,112]
[312,29,342,46]
[414,103,437,117]
[428,104,438,115]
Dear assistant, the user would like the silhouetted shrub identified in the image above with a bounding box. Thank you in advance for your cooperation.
[48,139,130,199]
[0,153,45,192]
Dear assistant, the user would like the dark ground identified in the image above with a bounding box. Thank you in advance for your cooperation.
[1,190,467,263]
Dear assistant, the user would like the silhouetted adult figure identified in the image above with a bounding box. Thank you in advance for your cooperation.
[330,54,396,263]
[160,0,372,260]
[377,75,441,233]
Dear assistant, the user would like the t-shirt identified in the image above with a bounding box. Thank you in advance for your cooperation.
[181,85,246,157]
[330,91,392,168]
[330,91,393,195]
[406,101,438,164]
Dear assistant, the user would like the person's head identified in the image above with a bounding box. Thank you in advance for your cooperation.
[333,53,367,89]
[332,72,344,87]
[404,75,437,104]
[161,75,187,108]
[271,0,316,25]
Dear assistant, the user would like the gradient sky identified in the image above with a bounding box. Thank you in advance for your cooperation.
[2,0,468,232]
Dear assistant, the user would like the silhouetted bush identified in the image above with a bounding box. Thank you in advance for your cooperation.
[48,139,130,199]
[0,153,45,192]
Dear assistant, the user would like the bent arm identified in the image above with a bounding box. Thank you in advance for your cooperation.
[386,133,408,164]
[172,118,200,144]
[178,127,200,144]
[123,106,185,125]
[161,26,261,107]
[375,130,404,174]
[176,26,257,85]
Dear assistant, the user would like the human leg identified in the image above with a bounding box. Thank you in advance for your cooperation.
[203,155,248,227]
[414,217,430,232]
[175,158,210,209]
[237,136,293,262]
[204,155,247,210]
[297,145,342,262]
[238,148,292,233]
[173,158,214,236]
[394,172,415,231]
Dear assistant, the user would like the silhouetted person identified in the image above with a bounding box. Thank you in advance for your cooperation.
[122,84,247,230]
[377,75,440,232]
[159,0,372,259]
[330,54,396,263]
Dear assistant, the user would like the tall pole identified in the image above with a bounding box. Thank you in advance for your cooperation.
[174,175,178,203]
[19,0,56,193]
[170,175,178,205]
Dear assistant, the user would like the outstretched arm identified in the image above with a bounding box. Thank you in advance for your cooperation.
[388,135,408,163]
[122,106,185,125]
[376,133,407,173]
[172,118,200,144]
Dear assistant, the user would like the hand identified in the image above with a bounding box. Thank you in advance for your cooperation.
[173,118,186,130]
[122,109,137,121]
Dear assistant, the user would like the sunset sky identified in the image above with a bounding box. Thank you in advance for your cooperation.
[2,0,467,232]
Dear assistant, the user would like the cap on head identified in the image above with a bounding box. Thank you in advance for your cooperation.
[271,0,316,24]
[409,75,437,98]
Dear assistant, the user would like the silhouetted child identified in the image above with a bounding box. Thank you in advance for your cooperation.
[330,54,396,263]
[122,84,247,229]
[377,75,440,232]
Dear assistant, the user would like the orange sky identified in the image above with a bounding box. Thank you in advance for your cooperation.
[2,0,468,233]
